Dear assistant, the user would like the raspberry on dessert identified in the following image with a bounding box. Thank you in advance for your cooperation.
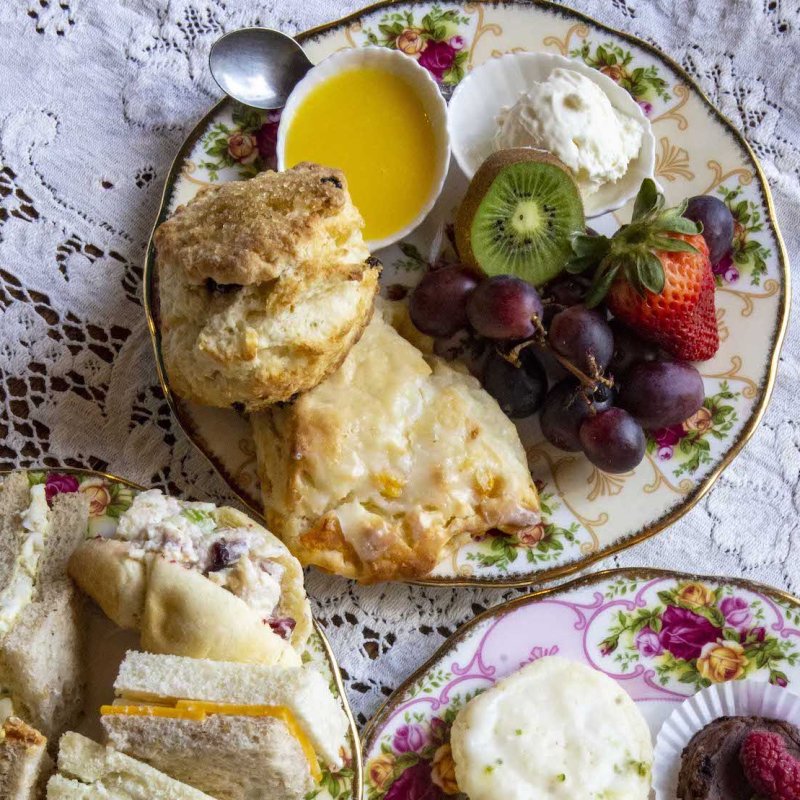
[741,730,800,800]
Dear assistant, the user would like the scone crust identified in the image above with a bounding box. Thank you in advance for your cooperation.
[252,308,541,583]
[154,163,363,286]
[154,163,379,409]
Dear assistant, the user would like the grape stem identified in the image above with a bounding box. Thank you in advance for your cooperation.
[502,315,614,392]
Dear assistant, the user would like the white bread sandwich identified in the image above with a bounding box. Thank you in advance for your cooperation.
[0,471,88,740]
[0,716,53,800]
[99,651,350,800]
[46,732,214,799]
[68,489,312,666]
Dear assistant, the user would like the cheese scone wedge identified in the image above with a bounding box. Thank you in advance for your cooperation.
[251,306,540,582]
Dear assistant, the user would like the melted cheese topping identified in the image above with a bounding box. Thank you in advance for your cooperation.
[451,657,652,800]
[260,311,540,575]
[0,484,50,636]
[101,699,321,782]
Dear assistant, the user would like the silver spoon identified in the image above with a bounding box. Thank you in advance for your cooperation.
[209,28,313,110]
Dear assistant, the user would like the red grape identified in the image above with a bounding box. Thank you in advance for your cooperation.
[482,349,547,419]
[579,408,645,473]
[466,275,544,340]
[409,265,480,338]
[540,379,613,452]
[684,195,734,266]
[549,305,614,374]
[608,318,660,377]
[617,360,704,430]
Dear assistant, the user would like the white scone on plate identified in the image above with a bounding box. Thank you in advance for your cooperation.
[68,490,311,665]
[100,651,349,800]
[251,301,540,583]
[154,162,380,410]
[0,471,88,741]
[450,656,652,800]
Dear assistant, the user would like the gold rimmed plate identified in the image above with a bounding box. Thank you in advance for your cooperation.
[143,1,790,588]
[3,467,362,800]
[360,567,800,798]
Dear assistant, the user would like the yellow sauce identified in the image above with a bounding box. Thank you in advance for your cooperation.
[285,66,437,241]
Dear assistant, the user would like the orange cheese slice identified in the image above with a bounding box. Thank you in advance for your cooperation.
[100,700,321,782]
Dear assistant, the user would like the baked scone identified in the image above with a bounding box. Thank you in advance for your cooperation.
[68,490,312,665]
[154,163,380,410]
[251,303,541,583]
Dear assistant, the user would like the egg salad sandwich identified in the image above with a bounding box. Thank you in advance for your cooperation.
[0,471,88,741]
[46,732,214,799]
[0,716,53,800]
[67,489,312,666]
[98,651,350,800]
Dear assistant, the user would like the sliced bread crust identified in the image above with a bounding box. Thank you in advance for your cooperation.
[103,713,313,800]
[0,716,53,800]
[0,473,33,591]
[50,733,214,800]
[0,487,89,741]
[114,651,348,768]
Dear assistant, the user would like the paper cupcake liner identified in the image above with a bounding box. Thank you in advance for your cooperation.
[653,681,800,799]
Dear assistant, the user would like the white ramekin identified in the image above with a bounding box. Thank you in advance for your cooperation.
[447,52,656,218]
[277,46,450,251]
[653,681,800,800]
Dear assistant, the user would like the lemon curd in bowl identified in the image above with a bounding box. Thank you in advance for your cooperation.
[278,47,450,249]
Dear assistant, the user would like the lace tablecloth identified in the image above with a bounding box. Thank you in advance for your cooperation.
[1,0,798,726]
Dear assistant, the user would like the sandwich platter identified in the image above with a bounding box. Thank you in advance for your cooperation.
[1,467,362,800]
[144,0,789,588]
[360,567,800,799]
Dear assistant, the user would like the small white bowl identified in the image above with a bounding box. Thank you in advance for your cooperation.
[277,47,450,251]
[447,52,656,218]
[653,681,800,800]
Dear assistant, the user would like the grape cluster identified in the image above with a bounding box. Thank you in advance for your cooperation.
[407,194,732,474]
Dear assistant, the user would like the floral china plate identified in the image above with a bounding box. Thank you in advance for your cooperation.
[360,568,800,799]
[6,468,362,800]
[143,1,789,587]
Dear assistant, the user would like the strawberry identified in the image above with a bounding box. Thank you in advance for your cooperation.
[567,180,719,362]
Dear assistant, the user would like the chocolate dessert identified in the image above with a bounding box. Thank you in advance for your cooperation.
[677,715,800,799]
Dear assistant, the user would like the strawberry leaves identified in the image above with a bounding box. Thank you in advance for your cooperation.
[565,180,703,307]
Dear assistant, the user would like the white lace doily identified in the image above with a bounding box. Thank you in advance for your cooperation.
[0,0,798,727]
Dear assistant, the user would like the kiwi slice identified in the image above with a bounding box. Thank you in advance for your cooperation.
[456,149,585,286]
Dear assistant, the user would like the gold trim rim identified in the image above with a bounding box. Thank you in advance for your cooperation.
[141,0,792,590]
[360,565,800,753]
[0,465,363,798]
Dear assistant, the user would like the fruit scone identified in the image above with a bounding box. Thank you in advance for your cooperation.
[251,301,541,583]
[154,162,380,410]
[68,490,312,665]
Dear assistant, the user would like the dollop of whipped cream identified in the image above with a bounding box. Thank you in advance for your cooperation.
[494,68,643,197]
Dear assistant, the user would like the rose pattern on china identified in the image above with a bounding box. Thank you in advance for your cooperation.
[570,40,671,112]
[198,105,277,181]
[716,185,772,286]
[599,581,797,690]
[44,471,79,503]
[366,690,478,800]
[647,381,740,477]
[393,724,428,754]
[30,471,133,536]
[367,578,800,800]
[466,488,580,572]
[362,6,470,87]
